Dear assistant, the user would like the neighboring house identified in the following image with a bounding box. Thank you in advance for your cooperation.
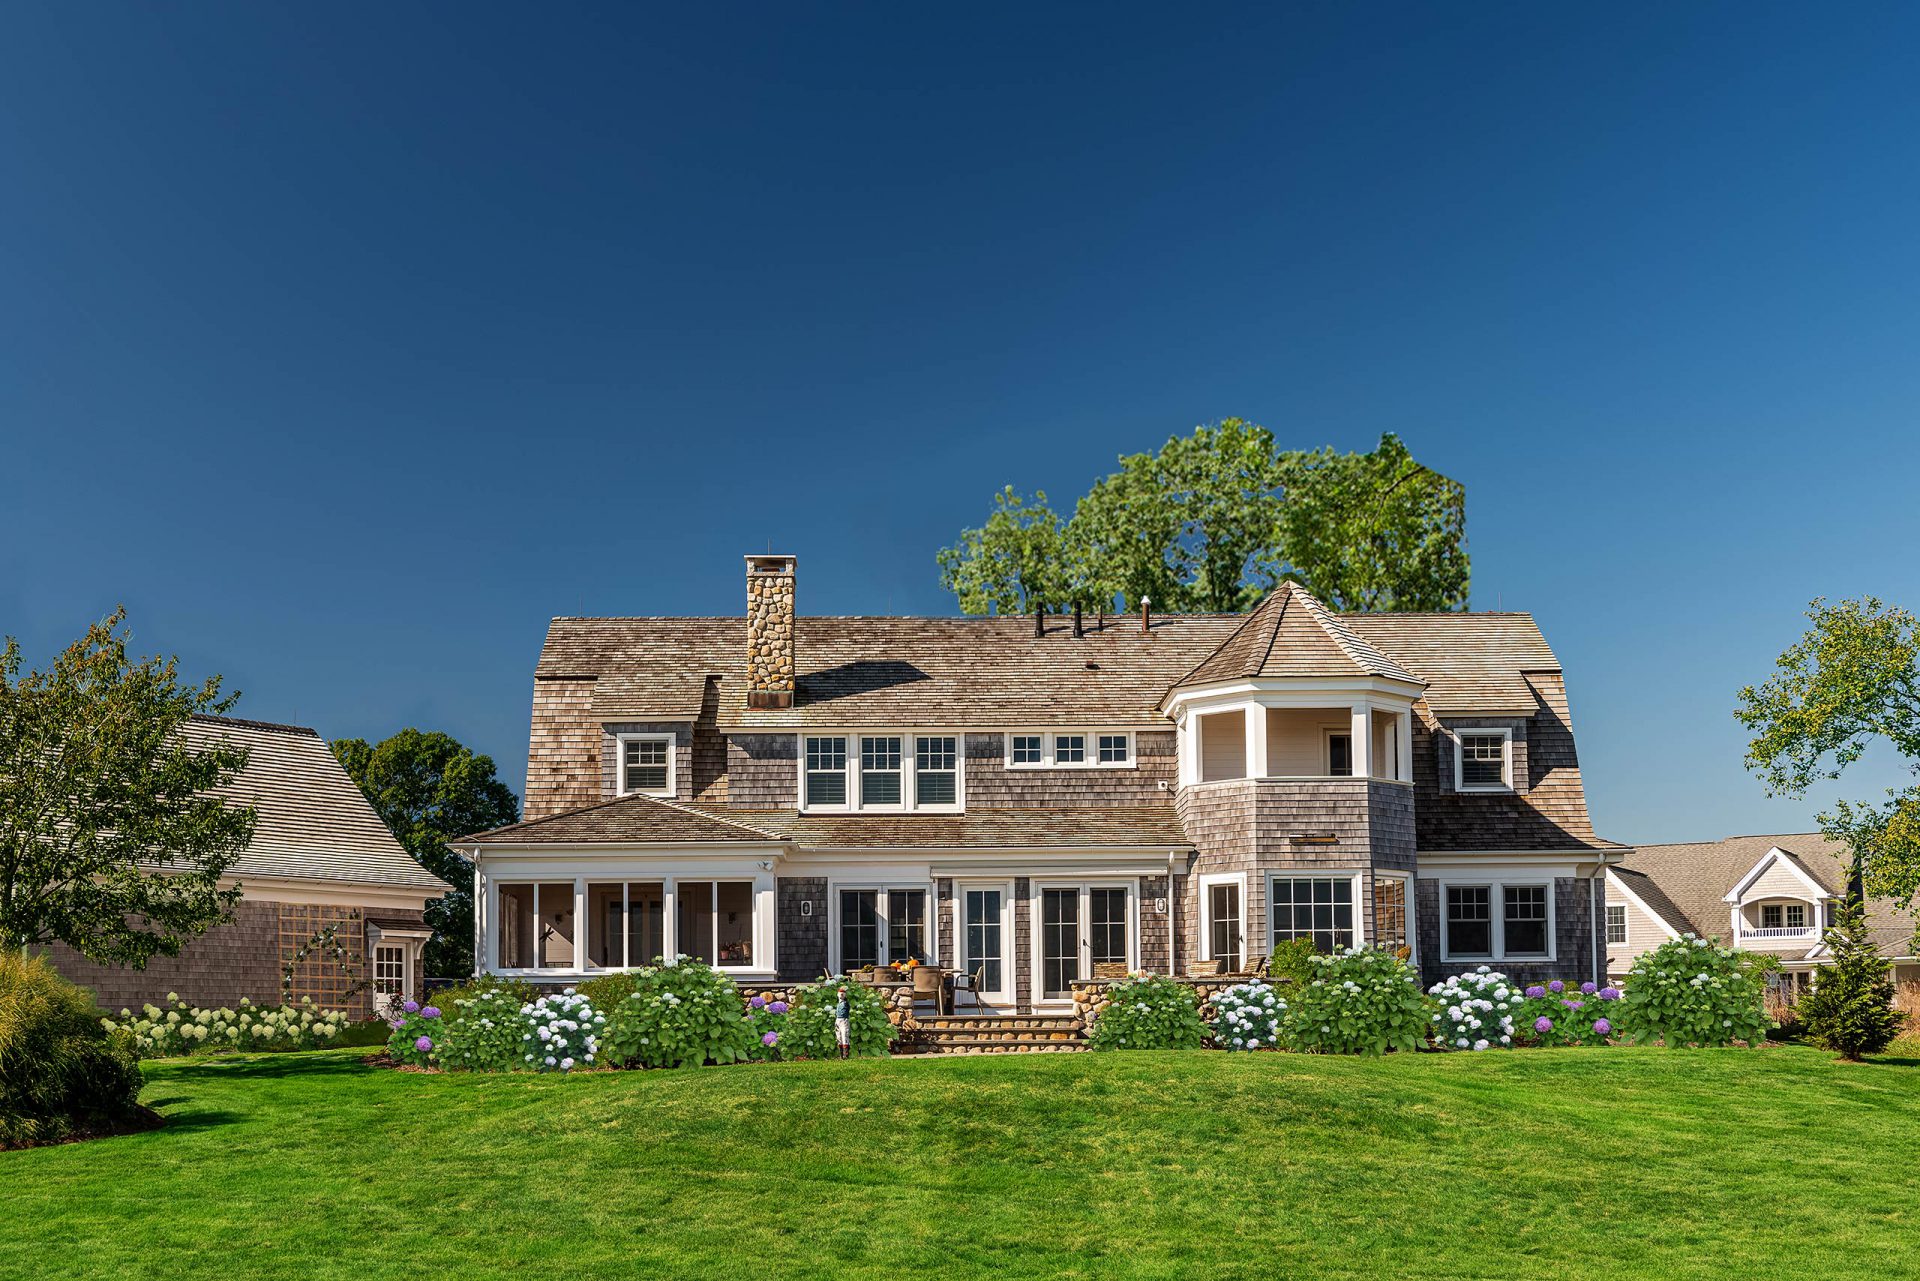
[43,715,445,1018]
[1605,832,1920,989]
[455,554,1623,1008]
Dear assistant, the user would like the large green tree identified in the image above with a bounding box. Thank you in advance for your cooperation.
[332,729,519,977]
[1736,596,1920,910]
[937,422,1469,616]
[0,608,256,964]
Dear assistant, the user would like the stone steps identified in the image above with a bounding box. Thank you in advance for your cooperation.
[902,1013,1088,1054]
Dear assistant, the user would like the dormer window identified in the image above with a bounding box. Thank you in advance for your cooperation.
[859,736,903,807]
[619,734,674,797]
[799,731,964,812]
[1004,730,1136,769]
[1455,730,1513,791]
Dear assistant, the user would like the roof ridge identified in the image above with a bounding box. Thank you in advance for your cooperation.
[645,796,785,840]
[189,712,321,737]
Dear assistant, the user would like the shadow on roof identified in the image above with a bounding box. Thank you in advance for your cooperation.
[797,660,931,704]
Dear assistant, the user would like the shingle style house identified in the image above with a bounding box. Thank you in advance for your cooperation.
[1606,832,1920,988]
[460,555,1623,1005]
[44,715,445,1016]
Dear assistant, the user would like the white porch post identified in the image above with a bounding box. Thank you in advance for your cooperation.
[1350,702,1373,779]
[1397,709,1414,782]
[1243,701,1269,779]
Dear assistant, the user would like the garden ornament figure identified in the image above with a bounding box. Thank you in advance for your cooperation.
[834,985,851,1059]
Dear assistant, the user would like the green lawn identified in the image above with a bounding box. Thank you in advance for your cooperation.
[6,1043,1917,1280]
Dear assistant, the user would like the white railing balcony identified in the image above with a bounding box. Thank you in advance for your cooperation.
[1739,926,1817,941]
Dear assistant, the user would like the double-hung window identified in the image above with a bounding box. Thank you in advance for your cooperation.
[1456,730,1512,791]
[1605,904,1628,945]
[1785,903,1806,929]
[859,736,903,806]
[805,736,848,807]
[1444,883,1552,960]
[915,736,958,806]
[1760,903,1783,930]
[803,732,963,811]
[619,734,673,796]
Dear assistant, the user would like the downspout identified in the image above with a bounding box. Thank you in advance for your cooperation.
[1590,873,1601,986]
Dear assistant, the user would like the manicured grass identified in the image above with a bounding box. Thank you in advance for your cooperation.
[6,1043,1917,1280]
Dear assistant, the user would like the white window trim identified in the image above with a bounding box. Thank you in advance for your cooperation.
[1002,729,1138,770]
[1197,872,1247,965]
[1028,879,1138,1007]
[827,881,938,973]
[1265,870,1366,953]
[490,874,775,977]
[1453,727,1514,793]
[1374,870,1415,963]
[796,731,966,814]
[1438,879,1556,963]
[616,733,677,798]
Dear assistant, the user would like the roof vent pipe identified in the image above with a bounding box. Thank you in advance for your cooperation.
[1140,595,1151,634]
[1072,601,1084,638]
[1033,603,1044,638]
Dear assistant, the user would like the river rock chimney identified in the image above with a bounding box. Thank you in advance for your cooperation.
[745,554,796,709]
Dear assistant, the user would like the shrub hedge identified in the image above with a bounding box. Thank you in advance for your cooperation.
[1,954,144,1148]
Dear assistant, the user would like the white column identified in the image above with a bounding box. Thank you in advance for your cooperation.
[1243,702,1268,779]
[1397,709,1414,782]
[1350,703,1373,779]
[1177,712,1199,786]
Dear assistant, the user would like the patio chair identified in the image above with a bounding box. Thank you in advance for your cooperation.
[951,964,990,1011]
[910,964,949,1016]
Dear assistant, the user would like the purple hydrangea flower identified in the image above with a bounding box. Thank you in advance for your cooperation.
[768,1001,789,1014]
[1563,999,1582,1010]
[1592,1018,1612,1035]
[414,1035,433,1053]
[749,995,767,1009]
[403,1000,420,1014]
[1525,985,1546,999]
[1533,1016,1553,1033]
[1580,982,1597,995]
[1599,987,1621,1001]
[761,1031,779,1047]
[421,1006,441,1019]
[1548,980,1565,993]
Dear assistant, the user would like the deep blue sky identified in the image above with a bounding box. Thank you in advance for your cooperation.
[4,4,1917,844]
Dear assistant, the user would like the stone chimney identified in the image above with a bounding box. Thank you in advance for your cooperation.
[745,554,796,709]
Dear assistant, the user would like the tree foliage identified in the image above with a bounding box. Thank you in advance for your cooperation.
[331,728,519,977]
[1736,597,1920,910]
[0,609,255,965]
[1798,891,1901,1061]
[937,422,1469,616]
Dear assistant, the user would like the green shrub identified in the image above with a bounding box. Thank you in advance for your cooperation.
[1614,935,1770,1047]
[780,978,895,1059]
[1211,980,1285,1050]
[574,972,640,1010]
[1268,938,1319,987]
[102,993,350,1056]
[1281,947,1429,1056]
[741,992,793,1060]
[1512,980,1621,1047]
[1,954,144,1147]
[385,999,447,1068]
[430,974,539,1014]
[435,983,535,1071]
[1086,975,1207,1050]
[601,958,756,1068]
[1800,896,1902,1060]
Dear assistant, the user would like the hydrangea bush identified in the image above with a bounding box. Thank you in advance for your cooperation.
[1513,980,1620,1047]
[781,977,896,1059]
[1086,974,1208,1050]
[742,992,792,1061]
[436,984,533,1072]
[102,994,349,1057]
[601,957,757,1068]
[1211,980,1285,1050]
[1281,947,1429,1056]
[385,1000,444,1067]
[1615,934,1770,1047]
[520,990,604,1072]
[1428,968,1519,1050]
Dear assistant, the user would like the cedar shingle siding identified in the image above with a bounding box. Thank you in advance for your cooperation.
[478,575,1618,989]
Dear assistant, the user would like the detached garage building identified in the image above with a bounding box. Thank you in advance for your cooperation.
[43,714,445,1017]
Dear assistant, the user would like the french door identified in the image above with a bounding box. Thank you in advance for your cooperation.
[957,882,1014,1009]
[1034,882,1132,1003]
